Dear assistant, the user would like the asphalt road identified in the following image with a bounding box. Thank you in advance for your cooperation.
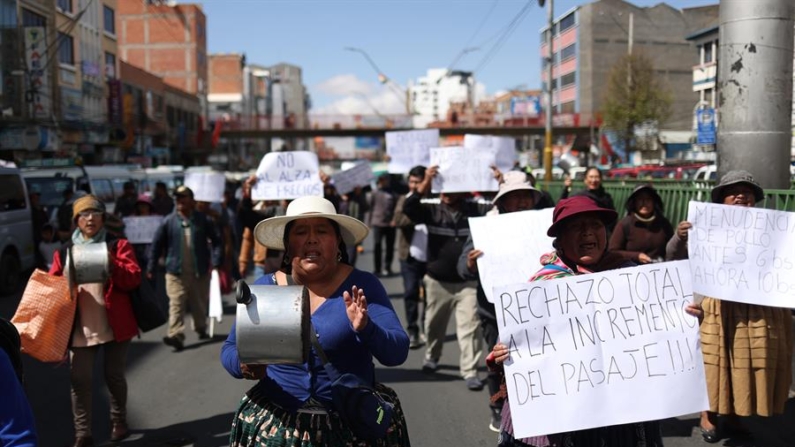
[1,241,793,447]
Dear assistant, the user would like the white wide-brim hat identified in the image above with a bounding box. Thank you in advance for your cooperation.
[254,196,370,251]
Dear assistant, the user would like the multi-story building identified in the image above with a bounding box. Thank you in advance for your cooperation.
[408,68,486,128]
[268,63,310,129]
[539,0,718,130]
[0,0,59,161]
[55,0,119,162]
[117,1,207,122]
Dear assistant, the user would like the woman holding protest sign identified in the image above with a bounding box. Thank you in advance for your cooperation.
[609,184,673,264]
[487,195,665,447]
[220,196,411,446]
[666,170,793,444]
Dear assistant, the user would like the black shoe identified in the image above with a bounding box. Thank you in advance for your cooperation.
[489,408,501,433]
[198,331,210,340]
[409,333,423,349]
[700,426,723,444]
[162,335,184,351]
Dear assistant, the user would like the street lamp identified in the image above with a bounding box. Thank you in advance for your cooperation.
[344,46,412,115]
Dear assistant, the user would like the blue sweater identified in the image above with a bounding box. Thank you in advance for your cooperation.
[0,350,37,447]
[221,269,409,412]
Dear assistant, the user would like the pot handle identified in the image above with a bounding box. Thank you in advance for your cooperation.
[236,280,252,305]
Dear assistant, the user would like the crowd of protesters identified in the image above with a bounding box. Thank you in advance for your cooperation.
[2,161,792,447]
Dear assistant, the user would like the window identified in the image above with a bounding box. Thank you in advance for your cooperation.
[560,72,576,87]
[57,0,73,13]
[704,42,713,63]
[103,5,115,35]
[559,13,576,32]
[57,32,74,65]
[105,52,116,79]
[90,179,114,204]
[167,105,175,127]
[0,175,28,211]
[560,44,576,61]
[560,101,576,114]
[22,8,46,27]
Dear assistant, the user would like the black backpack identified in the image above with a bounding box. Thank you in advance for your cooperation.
[0,317,23,383]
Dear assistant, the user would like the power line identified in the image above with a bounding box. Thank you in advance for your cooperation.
[442,0,498,71]
[473,1,532,74]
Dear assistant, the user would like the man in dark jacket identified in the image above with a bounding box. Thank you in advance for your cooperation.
[402,165,489,391]
[148,186,222,351]
[114,181,138,217]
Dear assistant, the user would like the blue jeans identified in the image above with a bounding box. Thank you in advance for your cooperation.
[400,257,426,337]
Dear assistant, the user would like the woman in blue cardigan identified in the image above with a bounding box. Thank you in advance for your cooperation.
[221,196,411,447]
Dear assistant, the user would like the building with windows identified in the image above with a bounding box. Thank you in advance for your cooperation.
[539,0,718,130]
[117,1,207,121]
[408,68,486,128]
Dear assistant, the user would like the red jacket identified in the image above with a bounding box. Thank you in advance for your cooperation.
[49,238,141,342]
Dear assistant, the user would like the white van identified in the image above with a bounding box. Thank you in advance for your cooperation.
[0,166,35,295]
[531,167,565,182]
[694,165,717,182]
[22,165,135,215]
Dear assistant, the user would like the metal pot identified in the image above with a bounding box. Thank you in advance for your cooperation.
[69,244,110,284]
[235,281,309,365]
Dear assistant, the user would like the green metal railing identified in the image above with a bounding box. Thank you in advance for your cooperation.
[536,180,795,225]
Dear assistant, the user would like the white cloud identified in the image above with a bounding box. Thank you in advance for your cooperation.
[315,74,374,97]
[311,74,408,116]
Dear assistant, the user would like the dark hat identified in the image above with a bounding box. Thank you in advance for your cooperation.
[547,195,617,237]
[711,170,764,204]
[625,183,663,214]
[104,213,126,237]
[174,185,194,198]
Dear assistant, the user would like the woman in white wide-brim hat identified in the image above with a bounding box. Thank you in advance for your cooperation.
[220,196,411,447]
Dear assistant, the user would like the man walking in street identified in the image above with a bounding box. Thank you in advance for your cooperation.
[148,186,222,351]
[393,165,428,349]
[114,181,138,217]
[402,165,488,390]
[368,174,397,276]
[151,182,174,216]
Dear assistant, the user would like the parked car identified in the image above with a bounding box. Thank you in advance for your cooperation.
[0,165,35,295]
[22,165,135,216]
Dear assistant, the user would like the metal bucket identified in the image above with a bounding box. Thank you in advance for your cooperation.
[235,281,309,365]
[69,244,110,284]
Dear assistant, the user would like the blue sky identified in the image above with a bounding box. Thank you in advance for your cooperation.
[189,0,716,115]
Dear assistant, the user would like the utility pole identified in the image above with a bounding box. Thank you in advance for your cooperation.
[718,0,794,189]
[543,0,554,182]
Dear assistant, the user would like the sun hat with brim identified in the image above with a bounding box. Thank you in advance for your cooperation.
[254,196,370,251]
[711,170,764,204]
[625,183,664,214]
[492,171,542,205]
[547,195,618,237]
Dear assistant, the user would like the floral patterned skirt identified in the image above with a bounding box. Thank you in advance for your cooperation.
[229,383,411,447]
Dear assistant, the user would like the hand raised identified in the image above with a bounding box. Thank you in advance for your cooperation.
[491,343,510,365]
[343,285,369,332]
[677,221,692,240]
[467,249,483,273]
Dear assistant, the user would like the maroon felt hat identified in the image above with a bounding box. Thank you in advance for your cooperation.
[547,195,618,237]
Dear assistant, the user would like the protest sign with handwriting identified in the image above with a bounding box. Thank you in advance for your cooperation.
[252,151,323,201]
[463,134,517,172]
[469,209,554,303]
[687,201,795,308]
[386,129,439,173]
[430,146,498,193]
[123,216,164,244]
[332,161,374,195]
[494,261,707,439]
[184,172,226,202]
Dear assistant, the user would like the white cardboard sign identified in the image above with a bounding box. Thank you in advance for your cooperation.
[463,134,517,172]
[386,129,439,173]
[687,201,795,308]
[252,151,323,201]
[494,261,707,439]
[123,216,164,244]
[332,162,374,195]
[430,146,498,193]
[469,209,555,303]
[184,172,226,203]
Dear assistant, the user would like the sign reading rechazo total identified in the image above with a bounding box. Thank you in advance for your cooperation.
[430,146,498,193]
[493,261,707,439]
[386,129,439,173]
[252,151,323,200]
[687,201,795,308]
